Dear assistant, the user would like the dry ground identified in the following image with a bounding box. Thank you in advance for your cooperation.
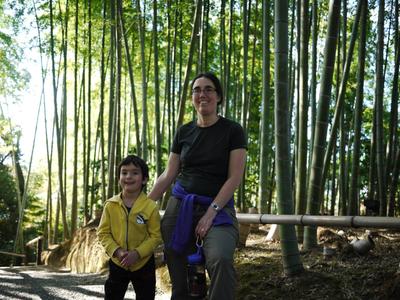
[234,225,400,300]
[16,221,400,299]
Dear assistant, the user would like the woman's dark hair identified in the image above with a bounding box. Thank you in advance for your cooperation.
[191,72,224,106]
[117,155,149,187]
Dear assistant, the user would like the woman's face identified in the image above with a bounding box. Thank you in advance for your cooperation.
[192,77,220,117]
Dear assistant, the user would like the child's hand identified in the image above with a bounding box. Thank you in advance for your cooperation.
[114,248,128,261]
[120,249,140,267]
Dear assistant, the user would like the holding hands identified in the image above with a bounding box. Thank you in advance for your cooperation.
[114,248,140,268]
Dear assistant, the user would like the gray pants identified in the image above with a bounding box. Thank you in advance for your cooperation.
[161,197,239,300]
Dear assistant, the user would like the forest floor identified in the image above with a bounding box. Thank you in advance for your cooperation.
[2,224,400,299]
[232,225,400,300]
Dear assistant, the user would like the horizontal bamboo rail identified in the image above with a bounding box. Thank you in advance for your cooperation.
[26,236,43,247]
[0,250,26,258]
[0,250,27,265]
[236,213,400,229]
[159,211,400,229]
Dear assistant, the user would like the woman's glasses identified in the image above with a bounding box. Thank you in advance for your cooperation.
[192,87,216,96]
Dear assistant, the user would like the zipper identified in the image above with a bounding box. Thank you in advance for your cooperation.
[123,205,129,250]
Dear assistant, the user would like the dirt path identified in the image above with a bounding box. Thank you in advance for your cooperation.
[0,265,170,300]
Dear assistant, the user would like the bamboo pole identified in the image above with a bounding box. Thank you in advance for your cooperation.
[159,211,400,229]
[237,214,400,229]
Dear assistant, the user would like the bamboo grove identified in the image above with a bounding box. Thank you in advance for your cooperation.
[1,0,399,273]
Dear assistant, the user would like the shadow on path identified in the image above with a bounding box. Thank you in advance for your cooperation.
[0,266,152,299]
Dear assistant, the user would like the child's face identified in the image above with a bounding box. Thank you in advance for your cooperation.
[119,163,147,194]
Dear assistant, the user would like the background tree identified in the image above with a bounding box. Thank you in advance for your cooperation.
[304,0,341,250]
[274,0,303,275]
[1,0,400,270]
[348,0,367,216]
[295,0,309,241]
[375,0,386,216]
[258,0,271,214]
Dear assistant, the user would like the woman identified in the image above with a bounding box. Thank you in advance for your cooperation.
[149,72,247,300]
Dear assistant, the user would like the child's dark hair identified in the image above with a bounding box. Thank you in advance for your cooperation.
[191,72,224,106]
[117,155,149,186]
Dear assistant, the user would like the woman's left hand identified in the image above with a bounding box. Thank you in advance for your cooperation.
[195,207,217,238]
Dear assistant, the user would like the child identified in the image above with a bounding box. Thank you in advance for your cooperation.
[97,155,162,300]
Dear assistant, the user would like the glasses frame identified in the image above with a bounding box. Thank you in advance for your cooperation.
[191,86,217,96]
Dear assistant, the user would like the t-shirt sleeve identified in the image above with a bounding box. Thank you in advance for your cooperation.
[171,127,181,154]
[229,122,247,151]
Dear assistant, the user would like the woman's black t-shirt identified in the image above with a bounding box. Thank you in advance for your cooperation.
[171,116,247,197]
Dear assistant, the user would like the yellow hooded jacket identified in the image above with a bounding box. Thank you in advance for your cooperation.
[97,192,162,271]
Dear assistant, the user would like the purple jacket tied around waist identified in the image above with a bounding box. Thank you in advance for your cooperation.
[168,182,234,254]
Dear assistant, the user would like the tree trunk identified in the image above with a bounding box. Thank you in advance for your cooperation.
[220,0,226,105]
[295,0,309,241]
[136,0,149,161]
[119,1,140,155]
[153,0,162,177]
[60,0,70,240]
[99,0,107,203]
[375,0,387,216]
[176,0,202,127]
[304,0,341,250]
[71,0,79,235]
[309,0,318,168]
[319,0,363,215]
[85,0,92,223]
[387,0,399,216]
[107,0,116,199]
[338,0,348,216]
[258,0,271,214]
[274,0,303,276]
[348,0,367,216]
[224,0,235,118]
